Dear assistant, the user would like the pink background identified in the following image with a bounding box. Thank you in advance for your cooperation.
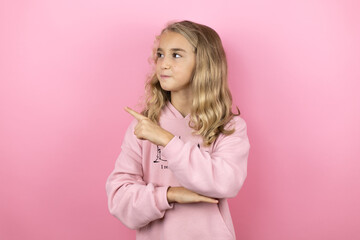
[1,0,359,239]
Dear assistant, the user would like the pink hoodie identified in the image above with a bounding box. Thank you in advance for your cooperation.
[106,101,250,240]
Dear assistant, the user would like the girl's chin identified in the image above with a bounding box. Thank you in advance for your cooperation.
[160,86,172,92]
[159,82,172,91]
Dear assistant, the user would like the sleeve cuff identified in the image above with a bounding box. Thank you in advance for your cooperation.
[162,135,184,159]
[154,186,174,212]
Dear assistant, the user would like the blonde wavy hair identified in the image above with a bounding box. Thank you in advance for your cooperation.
[140,20,240,146]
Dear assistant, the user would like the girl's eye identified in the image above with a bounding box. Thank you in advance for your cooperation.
[156,52,181,58]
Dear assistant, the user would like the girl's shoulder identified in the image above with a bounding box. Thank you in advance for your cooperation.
[212,115,249,148]
[224,115,248,132]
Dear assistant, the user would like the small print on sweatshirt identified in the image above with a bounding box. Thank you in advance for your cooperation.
[153,135,208,170]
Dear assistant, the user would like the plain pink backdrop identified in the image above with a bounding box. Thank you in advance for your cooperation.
[1,0,359,239]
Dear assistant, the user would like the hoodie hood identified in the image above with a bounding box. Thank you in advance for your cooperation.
[162,101,191,120]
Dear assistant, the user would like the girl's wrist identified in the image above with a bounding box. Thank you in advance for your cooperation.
[161,131,174,147]
[167,187,174,203]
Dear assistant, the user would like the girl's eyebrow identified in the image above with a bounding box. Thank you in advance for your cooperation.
[157,47,187,52]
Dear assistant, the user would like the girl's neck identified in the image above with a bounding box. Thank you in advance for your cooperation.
[170,90,193,118]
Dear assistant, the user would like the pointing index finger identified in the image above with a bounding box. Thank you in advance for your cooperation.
[125,107,146,121]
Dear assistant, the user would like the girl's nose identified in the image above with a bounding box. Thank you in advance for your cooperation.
[161,57,171,69]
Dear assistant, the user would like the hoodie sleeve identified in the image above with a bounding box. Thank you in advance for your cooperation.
[105,119,174,230]
[161,116,250,199]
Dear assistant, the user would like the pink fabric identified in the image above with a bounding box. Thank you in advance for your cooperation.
[105,101,250,240]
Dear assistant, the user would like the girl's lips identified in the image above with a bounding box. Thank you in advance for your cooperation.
[161,75,170,78]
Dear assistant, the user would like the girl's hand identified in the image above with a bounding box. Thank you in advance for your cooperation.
[125,107,175,147]
[167,187,219,204]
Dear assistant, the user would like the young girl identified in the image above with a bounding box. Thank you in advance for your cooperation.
[106,20,250,240]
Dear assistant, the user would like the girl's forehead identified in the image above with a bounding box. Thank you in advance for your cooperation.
[158,31,193,51]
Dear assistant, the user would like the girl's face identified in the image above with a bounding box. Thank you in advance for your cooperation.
[156,31,196,94]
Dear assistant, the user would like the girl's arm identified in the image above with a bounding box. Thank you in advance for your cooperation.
[161,116,250,199]
[105,119,174,230]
